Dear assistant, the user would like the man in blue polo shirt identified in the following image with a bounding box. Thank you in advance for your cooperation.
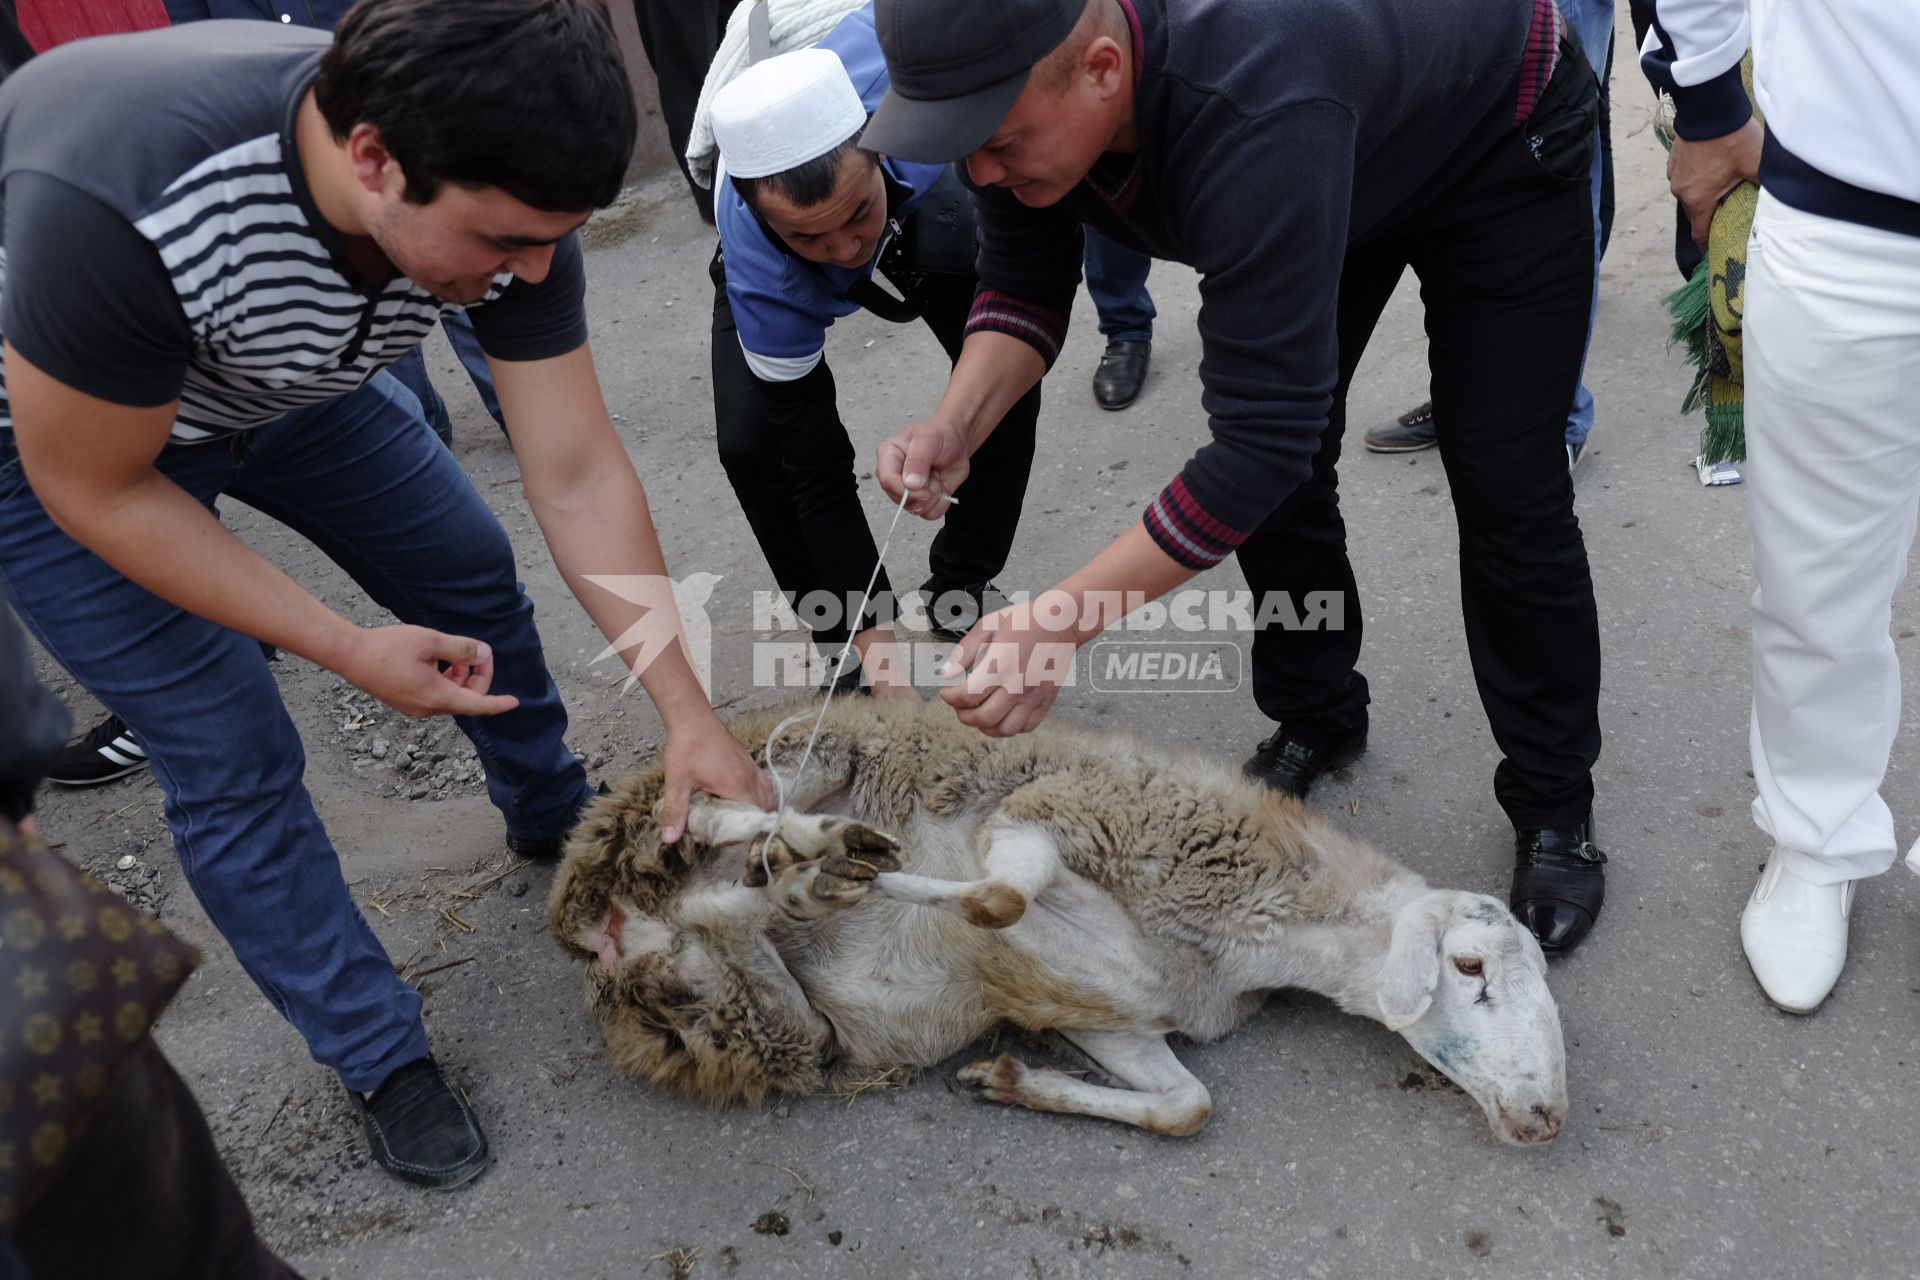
[707,4,1037,690]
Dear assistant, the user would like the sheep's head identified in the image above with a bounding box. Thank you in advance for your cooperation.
[574,892,826,1108]
[1375,889,1568,1146]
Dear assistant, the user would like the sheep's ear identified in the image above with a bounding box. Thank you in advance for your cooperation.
[1377,896,1447,1031]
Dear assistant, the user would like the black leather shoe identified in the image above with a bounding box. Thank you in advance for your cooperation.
[1510,815,1607,954]
[352,1057,490,1189]
[1362,400,1437,453]
[1241,725,1367,799]
[1092,339,1151,410]
[507,832,567,862]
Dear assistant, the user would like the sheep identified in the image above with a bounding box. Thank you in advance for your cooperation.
[548,697,1568,1145]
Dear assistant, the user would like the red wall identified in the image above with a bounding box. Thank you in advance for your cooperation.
[18,0,169,50]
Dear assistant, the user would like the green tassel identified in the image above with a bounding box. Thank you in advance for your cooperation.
[1665,261,1713,416]
[1701,400,1745,465]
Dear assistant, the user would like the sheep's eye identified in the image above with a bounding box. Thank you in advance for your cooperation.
[1451,956,1484,977]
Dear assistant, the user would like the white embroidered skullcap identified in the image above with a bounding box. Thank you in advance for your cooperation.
[711,46,867,180]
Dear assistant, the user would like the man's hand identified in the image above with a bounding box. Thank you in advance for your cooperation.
[336,625,520,719]
[877,417,971,519]
[658,711,775,844]
[1669,118,1764,249]
[936,591,1081,737]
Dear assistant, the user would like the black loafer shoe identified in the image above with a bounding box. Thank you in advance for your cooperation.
[1241,725,1367,799]
[352,1057,490,1190]
[1362,400,1437,453]
[1510,814,1607,954]
[1092,339,1151,410]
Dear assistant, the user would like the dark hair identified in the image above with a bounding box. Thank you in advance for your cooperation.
[314,0,637,212]
[731,139,875,213]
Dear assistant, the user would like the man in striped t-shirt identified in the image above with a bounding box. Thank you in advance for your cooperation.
[0,0,771,1188]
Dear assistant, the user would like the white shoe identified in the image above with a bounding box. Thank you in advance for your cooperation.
[1739,852,1855,1014]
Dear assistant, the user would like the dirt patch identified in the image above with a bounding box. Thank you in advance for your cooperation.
[1465,1229,1492,1257]
[752,1209,790,1236]
[581,189,661,251]
[1594,1196,1628,1238]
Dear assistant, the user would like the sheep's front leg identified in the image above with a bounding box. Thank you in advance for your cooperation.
[728,813,905,920]
[872,819,1061,929]
[959,1030,1212,1137]
[682,799,900,882]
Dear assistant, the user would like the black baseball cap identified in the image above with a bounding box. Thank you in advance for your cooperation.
[863,0,1086,163]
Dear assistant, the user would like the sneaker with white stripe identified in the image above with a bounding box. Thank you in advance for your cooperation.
[47,713,150,787]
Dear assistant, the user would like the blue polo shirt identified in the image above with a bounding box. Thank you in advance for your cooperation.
[715,2,949,383]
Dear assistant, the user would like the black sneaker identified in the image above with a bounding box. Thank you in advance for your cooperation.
[1242,725,1367,799]
[921,580,1009,642]
[1362,400,1437,453]
[351,1057,490,1190]
[46,713,150,787]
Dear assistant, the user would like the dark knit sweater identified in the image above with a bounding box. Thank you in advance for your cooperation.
[964,0,1565,568]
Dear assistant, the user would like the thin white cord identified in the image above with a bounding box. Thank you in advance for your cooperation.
[758,486,929,877]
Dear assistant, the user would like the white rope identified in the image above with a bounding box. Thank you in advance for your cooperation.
[758,486,935,877]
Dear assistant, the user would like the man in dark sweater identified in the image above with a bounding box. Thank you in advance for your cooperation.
[868,0,1609,953]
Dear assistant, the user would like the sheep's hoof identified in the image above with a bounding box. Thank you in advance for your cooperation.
[806,870,873,907]
[957,1053,1026,1104]
[817,819,902,880]
[743,833,802,887]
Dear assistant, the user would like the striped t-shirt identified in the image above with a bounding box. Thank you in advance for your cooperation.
[0,21,586,445]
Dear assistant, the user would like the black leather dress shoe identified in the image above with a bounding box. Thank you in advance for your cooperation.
[1510,814,1607,954]
[1092,339,1151,410]
[352,1057,490,1189]
[1241,725,1367,799]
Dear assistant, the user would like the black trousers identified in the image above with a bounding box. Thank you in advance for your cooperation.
[711,252,1039,652]
[1239,48,1604,829]
[13,1038,302,1280]
[631,0,744,224]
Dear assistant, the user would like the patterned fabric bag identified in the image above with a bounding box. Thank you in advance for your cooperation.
[0,821,200,1226]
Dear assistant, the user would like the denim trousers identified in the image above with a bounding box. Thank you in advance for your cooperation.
[0,374,590,1089]
[386,310,503,446]
[1083,228,1156,343]
[1561,0,1614,448]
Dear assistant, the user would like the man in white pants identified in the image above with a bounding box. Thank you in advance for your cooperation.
[1648,0,1920,1013]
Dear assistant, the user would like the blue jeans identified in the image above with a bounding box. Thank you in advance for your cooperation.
[0,375,590,1090]
[1084,229,1155,344]
[1561,0,1614,449]
[386,311,503,447]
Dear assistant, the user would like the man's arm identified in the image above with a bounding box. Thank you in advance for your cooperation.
[5,345,516,717]
[875,330,1045,516]
[1643,0,1762,246]
[937,102,1356,735]
[490,342,774,838]
[876,179,1076,515]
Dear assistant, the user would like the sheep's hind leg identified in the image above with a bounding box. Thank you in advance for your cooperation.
[958,1030,1212,1136]
[872,819,1060,929]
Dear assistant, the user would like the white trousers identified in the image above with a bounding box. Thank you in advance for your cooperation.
[1745,191,1920,885]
